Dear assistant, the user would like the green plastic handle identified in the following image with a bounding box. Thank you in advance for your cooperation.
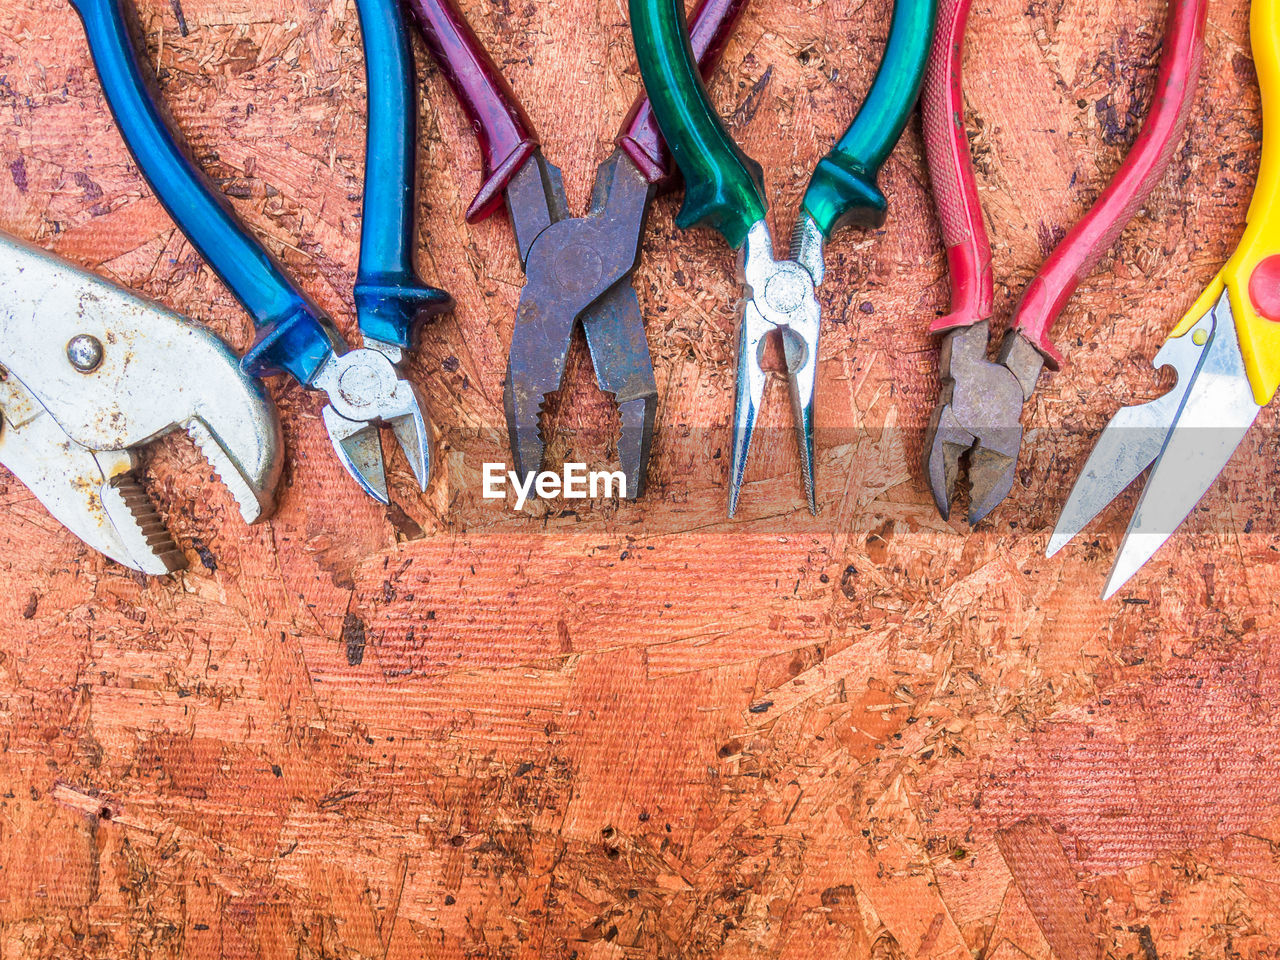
[630,0,766,249]
[802,0,937,237]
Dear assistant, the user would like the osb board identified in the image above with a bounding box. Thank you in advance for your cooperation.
[0,0,1276,955]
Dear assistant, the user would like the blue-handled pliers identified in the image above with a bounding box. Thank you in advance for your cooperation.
[70,0,453,504]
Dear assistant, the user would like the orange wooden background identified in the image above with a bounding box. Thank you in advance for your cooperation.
[1,0,1277,955]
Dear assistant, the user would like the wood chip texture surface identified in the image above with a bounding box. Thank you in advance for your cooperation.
[0,0,1275,956]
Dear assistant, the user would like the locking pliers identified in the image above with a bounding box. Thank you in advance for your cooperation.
[0,232,281,574]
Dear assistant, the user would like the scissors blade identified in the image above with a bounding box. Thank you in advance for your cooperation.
[388,387,432,492]
[1103,293,1262,598]
[1048,308,1217,557]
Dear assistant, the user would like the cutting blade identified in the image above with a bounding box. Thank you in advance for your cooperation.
[1103,293,1262,598]
[322,407,391,504]
[1048,308,1215,557]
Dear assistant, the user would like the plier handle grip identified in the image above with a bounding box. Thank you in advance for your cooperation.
[404,0,539,226]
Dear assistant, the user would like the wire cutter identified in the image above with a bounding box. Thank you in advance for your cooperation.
[1050,0,1280,598]
[920,0,1209,523]
[0,231,281,574]
[70,0,454,504]
[630,0,936,516]
[402,0,747,500]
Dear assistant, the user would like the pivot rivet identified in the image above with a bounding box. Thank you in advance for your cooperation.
[67,335,104,373]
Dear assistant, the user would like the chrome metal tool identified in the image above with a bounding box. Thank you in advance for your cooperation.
[630,0,936,515]
[0,232,281,574]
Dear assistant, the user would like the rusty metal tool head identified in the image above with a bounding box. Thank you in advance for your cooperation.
[501,149,659,498]
[405,0,748,500]
[920,0,1208,523]
[0,233,281,574]
[72,0,453,506]
[923,322,1026,523]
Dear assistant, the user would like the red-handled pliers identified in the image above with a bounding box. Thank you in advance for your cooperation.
[921,0,1209,523]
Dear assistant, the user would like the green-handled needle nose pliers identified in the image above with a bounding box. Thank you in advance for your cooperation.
[630,0,936,516]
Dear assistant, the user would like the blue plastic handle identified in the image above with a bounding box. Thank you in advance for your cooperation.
[70,0,341,383]
[353,0,453,347]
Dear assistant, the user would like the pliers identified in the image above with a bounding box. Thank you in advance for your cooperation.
[920,0,1209,523]
[1051,0,1280,598]
[0,231,281,574]
[70,0,454,504]
[402,0,748,499]
[630,0,936,516]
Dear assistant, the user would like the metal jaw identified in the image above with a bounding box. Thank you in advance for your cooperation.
[730,216,824,517]
[0,234,281,574]
[313,339,431,505]
[502,151,659,500]
[1049,292,1261,598]
[922,323,1032,524]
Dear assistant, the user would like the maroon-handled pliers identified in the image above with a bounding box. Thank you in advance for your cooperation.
[402,0,747,499]
[920,0,1209,523]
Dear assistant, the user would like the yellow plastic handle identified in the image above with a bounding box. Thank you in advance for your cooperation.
[1170,0,1280,404]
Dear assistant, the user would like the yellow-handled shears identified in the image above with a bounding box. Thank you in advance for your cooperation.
[1050,0,1280,597]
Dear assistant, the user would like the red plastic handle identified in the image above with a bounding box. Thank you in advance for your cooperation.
[922,0,994,334]
[403,0,539,223]
[1012,0,1209,367]
[616,0,750,188]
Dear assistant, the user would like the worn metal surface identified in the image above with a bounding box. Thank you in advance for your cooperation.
[0,231,280,574]
[0,0,1277,956]
[503,149,658,499]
